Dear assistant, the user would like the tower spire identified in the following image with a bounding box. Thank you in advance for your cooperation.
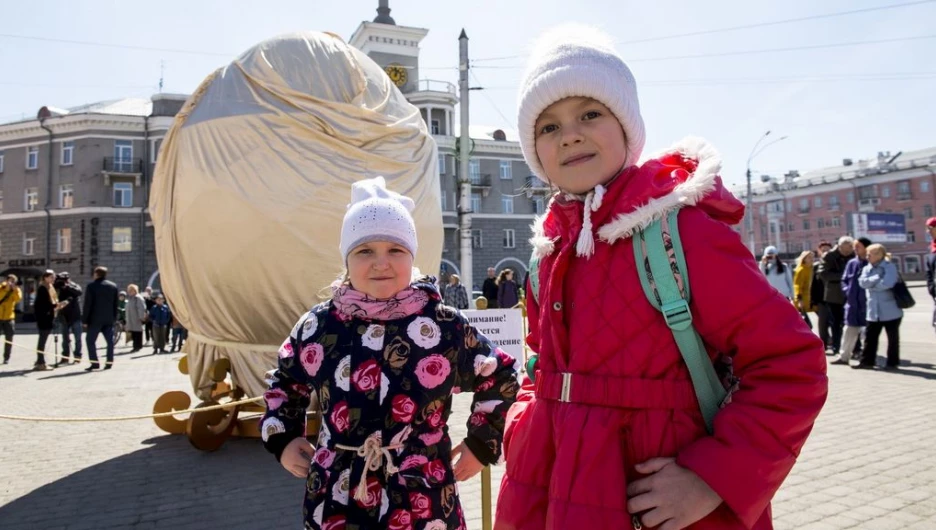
[374,0,396,25]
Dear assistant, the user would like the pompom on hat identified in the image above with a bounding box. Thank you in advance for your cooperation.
[517,24,646,182]
[340,176,418,261]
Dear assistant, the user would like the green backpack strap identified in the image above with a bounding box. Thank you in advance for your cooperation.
[633,208,726,434]
[529,255,541,306]
[525,255,541,381]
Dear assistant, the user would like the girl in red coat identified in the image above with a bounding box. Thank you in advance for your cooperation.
[494,25,828,530]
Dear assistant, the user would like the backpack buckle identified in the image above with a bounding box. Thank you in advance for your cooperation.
[661,299,692,331]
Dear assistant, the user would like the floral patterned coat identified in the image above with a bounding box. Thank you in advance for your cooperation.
[261,282,519,530]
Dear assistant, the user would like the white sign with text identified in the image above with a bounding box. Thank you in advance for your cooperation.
[462,308,525,361]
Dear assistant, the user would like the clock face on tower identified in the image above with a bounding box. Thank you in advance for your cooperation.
[384,64,408,87]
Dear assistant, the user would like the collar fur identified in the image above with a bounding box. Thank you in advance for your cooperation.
[529,136,722,258]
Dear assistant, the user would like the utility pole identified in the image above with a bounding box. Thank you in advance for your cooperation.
[458,29,473,292]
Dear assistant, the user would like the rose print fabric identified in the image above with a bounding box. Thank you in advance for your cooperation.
[261,278,519,529]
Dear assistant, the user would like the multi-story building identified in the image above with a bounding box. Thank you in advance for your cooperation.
[0,95,186,317]
[0,1,543,320]
[736,147,936,279]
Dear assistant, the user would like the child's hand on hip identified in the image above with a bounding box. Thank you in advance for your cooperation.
[626,457,722,530]
[451,441,484,481]
[280,437,315,479]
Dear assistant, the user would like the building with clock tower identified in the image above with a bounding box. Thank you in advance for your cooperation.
[348,1,543,292]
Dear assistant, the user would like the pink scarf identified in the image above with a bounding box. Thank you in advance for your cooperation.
[331,284,430,321]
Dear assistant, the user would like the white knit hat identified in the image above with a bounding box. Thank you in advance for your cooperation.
[340,176,418,260]
[517,24,646,182]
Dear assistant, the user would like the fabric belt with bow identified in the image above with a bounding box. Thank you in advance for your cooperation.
[335,434,404,502]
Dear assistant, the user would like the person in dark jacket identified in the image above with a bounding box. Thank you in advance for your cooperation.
[819,236,854,356]
[927,217,936,334]
[54,272,83,365]
[83,266,120,371]
[497,268,519,309]
[831,237,871,365]
[148,293,172,354]
[482,267,500,309]
[34,271,66,371]
[811,241,833,352]
[143,286,155,344]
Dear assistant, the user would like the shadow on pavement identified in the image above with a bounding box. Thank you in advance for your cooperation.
[0,435,303,529]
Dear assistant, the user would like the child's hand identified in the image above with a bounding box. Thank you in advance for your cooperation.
[626,457,722,530]
[451,441,484,481]
[280,437,315,479]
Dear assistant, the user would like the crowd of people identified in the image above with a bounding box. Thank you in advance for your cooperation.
[0,266,187,371]
[773,222,932,370]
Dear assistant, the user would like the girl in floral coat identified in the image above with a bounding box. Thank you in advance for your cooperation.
[261,177,519,530]
[495,26,827,530]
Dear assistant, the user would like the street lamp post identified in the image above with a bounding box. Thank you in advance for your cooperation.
[745,131,788,255]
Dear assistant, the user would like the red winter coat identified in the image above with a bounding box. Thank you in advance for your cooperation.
[495,138,828,530]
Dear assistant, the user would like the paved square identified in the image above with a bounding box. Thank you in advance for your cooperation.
[0,285,933,529]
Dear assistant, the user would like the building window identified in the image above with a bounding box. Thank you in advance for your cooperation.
[0,151,4,173]
[502,196,514,214]
[61,141,74,166]
[788,222,794,232]
[905,255,920,273]
[832,217,840,228]
[470,192,481,213]
[803,219,810,230]
[897,181,911,200]
[438,155,446,175]
[114,140,133,172]
[504,229,516,248]
[26,146,39,170]
[472,229,483,249]
[881,185,890,198]
[440,191,447,211]
[829,195,840,208]
[778,224,784,233]
[925,204,933,218]
[847,191,855,203]
[431,120,440,135]
[770,224,776,234]
[813,196,822,208]
[24,188,38,212]
[533,197,545,214]
[59,185,74,209]
[923,181,931,193]
[500,161,512,180]
[906,231,916,243]
[802,241,811,253]
[817,218,825,229]
[112,227,133,252]
[23,234,35,256]
[150,139,160,164]
[904,207,913,220]
[57,228,72,254]
[469,159,480,183]
[113,182,133,207]
[799,198,809,212]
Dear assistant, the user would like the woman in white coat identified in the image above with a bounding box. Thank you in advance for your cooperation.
[761,246,793,299]
[125,284,147,352]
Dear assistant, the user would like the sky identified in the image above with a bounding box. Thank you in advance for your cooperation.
[1,0,935,189]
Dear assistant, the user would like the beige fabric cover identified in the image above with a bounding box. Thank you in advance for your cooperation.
[150,31,442,399]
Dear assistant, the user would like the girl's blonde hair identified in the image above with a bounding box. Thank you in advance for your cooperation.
[795,251,813,267]
[127,284,139,295]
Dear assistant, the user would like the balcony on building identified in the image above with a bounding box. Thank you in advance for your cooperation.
[102,157,143,186]
[470,174,492,196]
[798,205,811,214]
[524,175,551,198]
[897,191,913,201]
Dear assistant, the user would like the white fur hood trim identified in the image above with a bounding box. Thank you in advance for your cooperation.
[529,136,722,257]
